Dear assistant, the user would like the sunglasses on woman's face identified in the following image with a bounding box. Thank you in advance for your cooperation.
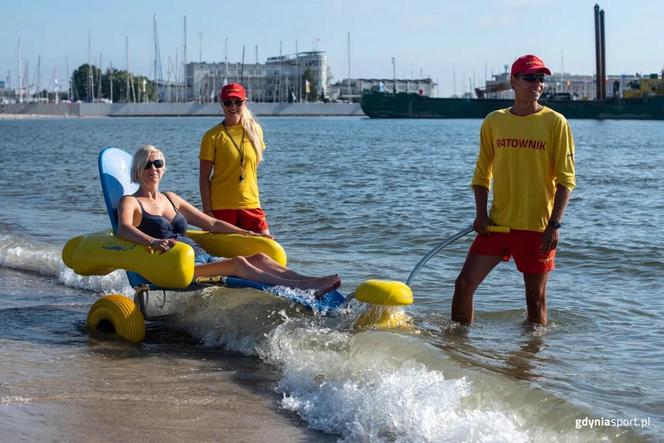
[144,159,164,169]
[518,74,546,83]
[222,99,245,107]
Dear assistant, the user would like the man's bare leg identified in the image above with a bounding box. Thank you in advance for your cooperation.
[523,272,549,325]
[451,253,502,324]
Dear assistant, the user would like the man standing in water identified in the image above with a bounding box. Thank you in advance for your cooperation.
[451,54,576,325]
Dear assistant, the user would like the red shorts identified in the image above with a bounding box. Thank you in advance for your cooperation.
[469,230,556,274]
[211,208,270,234]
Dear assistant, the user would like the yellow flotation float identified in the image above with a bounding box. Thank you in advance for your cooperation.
[62,230,286,289]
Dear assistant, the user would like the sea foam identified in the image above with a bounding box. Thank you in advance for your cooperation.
[0,234,132,295]
[259,322,530,442]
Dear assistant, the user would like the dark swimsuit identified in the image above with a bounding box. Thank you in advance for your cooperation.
[135,194,217,264]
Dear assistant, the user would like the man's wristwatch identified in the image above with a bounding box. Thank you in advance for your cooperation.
[548,220,562,229]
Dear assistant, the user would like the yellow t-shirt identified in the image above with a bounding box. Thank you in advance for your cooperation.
[471,107,576,232]
[199,122,265,209]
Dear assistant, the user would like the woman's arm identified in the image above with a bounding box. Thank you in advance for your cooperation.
[166,192,256,236]
[117,196,175,251]
[199,159,214,215]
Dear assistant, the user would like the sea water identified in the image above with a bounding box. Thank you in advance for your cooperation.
[0,116,662,442]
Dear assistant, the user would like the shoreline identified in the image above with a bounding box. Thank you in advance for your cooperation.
[0,113,65,119]
[1,102,365,117]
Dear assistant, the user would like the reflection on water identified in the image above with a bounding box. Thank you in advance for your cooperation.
[430,318,548,381]
[503,333,546,381]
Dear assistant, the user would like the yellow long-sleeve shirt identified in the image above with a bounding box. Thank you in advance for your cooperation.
[199,122,265,209]
[471,106,576,232]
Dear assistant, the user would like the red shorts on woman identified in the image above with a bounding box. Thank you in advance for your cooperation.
[211,208,270,234]
[469,229,556,274]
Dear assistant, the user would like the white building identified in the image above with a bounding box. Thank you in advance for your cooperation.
[185,51,331,102]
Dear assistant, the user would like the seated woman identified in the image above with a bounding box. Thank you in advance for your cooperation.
[117,145,341,296]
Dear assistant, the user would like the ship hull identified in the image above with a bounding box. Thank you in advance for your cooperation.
[360,92,664,120]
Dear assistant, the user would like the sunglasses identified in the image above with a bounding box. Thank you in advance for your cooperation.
[222,99,245,107]
[144,159,164,169]
[518,74,546,83]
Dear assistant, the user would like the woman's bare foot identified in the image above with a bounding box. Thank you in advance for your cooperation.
[291,274,341,298]
[311,275,341,299]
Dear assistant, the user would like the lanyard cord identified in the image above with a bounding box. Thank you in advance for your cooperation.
[222,123,245,181]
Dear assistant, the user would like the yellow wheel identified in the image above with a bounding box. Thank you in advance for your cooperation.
[87,294,145,343]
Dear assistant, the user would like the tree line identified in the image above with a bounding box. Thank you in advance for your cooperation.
[71,64,156,102]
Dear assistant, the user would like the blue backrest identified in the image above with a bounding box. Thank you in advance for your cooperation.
[98,147,138,234]
[98,147,150,287]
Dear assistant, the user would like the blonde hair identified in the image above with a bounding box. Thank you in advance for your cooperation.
[131,145,165,184]
[240,106,266,162]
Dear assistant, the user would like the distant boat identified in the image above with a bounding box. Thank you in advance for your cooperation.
[360,91,664,120]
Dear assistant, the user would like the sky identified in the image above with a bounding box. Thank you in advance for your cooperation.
[1,0,662,97]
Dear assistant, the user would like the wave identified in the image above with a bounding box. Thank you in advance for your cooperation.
[0,234,133,295]
[0,233,635,441]
[255,323,615,442]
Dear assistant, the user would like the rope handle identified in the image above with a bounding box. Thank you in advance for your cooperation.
[405,224,509,286]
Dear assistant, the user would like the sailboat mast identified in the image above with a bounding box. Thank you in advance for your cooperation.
[277,41,282,102]
[295,40,299,102]
[98,53,102,100]
[65,55,71,101]
[240,45,245,86]
[35,55,41,100]
[153,14,157,90]
[88,31,94,102]
[153,14,163,102]
[17,35,23,103]
[347,32,351,99]
[125,36,130,102]
[183,16,187,102]
[109,61,113,103]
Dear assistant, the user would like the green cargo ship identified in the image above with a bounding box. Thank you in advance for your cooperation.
[361,4,664,121]
[360,91,664,120]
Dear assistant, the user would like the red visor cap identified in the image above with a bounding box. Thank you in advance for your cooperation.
[511,54,552,76]
[219,83,247,101]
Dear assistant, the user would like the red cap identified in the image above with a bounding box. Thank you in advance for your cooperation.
[511,54,551,76]
[219,83,246,101]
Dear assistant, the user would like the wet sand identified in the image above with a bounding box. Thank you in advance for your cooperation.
[0,286,335,443]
